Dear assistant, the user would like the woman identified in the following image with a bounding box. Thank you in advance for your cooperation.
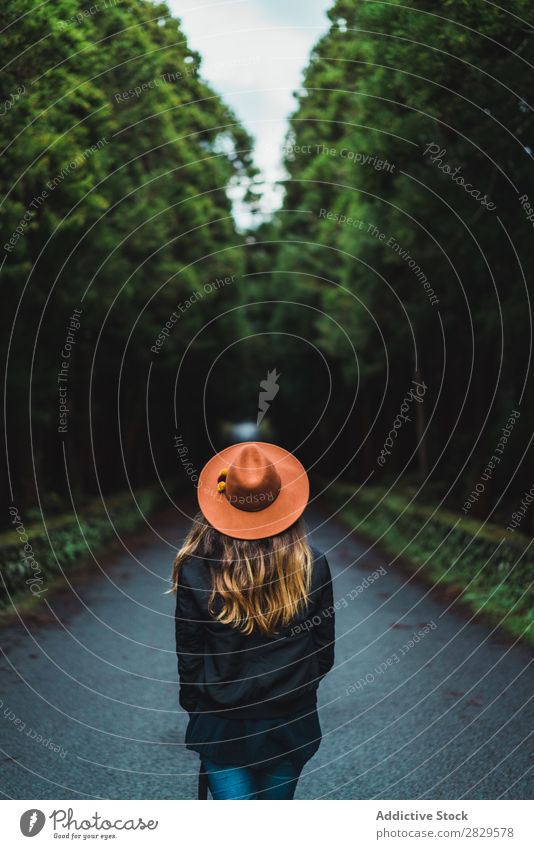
[170,441,335,800]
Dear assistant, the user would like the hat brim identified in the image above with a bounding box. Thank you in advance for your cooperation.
[197,442,310,540]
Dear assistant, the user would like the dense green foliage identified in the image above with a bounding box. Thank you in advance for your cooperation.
[1,0,254,516]
[2,0,533,552]
[251,0,534,527]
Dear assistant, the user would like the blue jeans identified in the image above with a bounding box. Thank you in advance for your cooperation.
[202,757,302,800]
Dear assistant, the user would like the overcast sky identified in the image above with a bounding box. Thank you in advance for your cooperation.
[168,0,332,222]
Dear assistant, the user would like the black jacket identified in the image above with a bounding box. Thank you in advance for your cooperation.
[175,546,335,719]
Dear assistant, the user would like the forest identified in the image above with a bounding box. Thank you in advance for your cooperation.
[2,0,534,537]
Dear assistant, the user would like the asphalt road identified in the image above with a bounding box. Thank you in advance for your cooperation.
[0,498,532,799]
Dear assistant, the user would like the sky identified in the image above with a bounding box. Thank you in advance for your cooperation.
[168,0,332,223]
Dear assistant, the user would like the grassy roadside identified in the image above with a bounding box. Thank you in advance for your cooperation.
[322,482,534,647]
[0,485,172,623]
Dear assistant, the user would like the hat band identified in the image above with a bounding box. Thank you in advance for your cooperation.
[225,485,280,513]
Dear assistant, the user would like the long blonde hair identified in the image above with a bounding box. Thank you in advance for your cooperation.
[168,512,312,636]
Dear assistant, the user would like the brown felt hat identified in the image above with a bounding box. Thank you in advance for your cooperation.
[197,442,310,540]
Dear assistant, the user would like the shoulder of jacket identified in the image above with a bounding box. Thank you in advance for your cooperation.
[309,544,325,562]
[310,546,332,584]
[178,554,208,586]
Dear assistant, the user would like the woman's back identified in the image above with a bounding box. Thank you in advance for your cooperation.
[171,441,336,799]
[175,545,334,718]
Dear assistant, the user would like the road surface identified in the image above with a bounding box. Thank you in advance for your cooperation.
[0,497,532,799]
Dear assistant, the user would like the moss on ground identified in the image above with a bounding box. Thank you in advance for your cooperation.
[324,483,534,647]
